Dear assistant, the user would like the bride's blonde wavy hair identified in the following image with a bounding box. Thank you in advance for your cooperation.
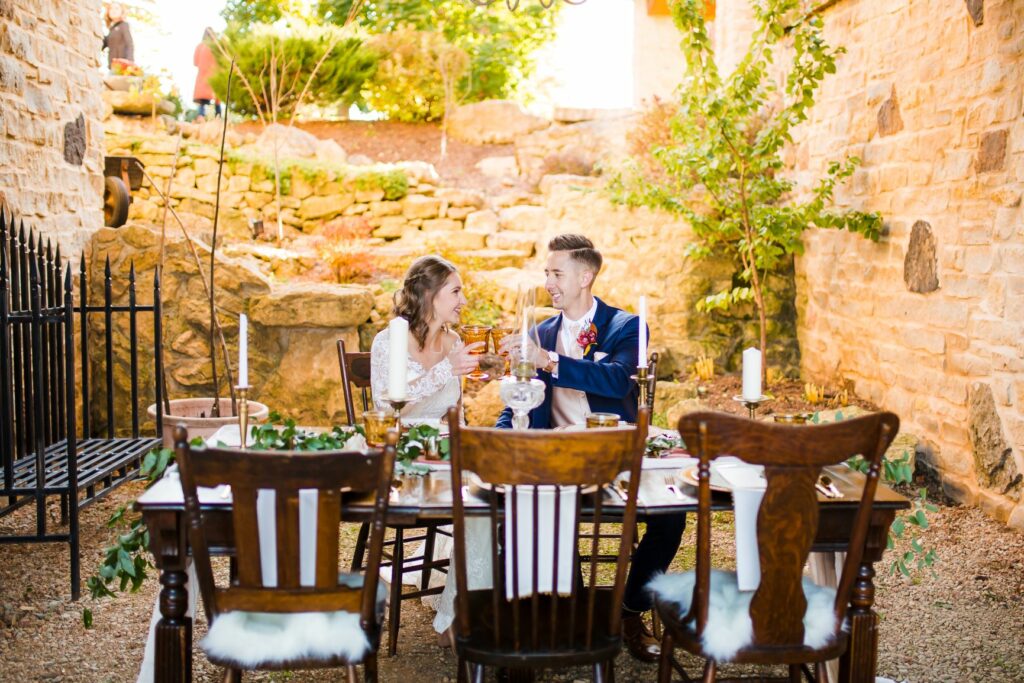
[393,255,460,350]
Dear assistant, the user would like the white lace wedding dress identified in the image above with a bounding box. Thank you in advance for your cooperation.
[370,327,492,634]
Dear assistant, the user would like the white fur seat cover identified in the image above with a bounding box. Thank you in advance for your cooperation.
[201,576,385,668]
[648,569,845,662]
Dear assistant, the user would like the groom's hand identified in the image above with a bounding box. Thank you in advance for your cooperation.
[449,341,485,376]
[499,336,550,370]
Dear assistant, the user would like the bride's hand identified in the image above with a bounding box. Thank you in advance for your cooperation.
[449,342,485,376]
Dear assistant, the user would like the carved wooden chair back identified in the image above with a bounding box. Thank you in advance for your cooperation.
[176,425,396,630]
[447,407,648,669]
[677,410,899,649]
[337,339,373,426]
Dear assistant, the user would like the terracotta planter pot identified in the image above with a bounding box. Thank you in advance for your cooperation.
[147,397,270,448]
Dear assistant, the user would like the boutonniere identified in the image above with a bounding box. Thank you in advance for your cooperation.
[577,322,598,356]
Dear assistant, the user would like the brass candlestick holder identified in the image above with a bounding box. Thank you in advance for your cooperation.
[385,396,409,440]
[236,386,250,449]
[632,365,653,409]
[733,394,770,420]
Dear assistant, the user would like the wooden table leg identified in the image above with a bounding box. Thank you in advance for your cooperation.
[155,567,192,683]
[142,509,193,683]
[838,561,877,683]
[838,510,892,683]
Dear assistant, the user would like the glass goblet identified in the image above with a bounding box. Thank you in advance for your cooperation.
[489,326,514,377]
[363,409,398,447]
[459,325,491,381]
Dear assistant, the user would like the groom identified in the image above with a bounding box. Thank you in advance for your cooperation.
[496,233,685,662]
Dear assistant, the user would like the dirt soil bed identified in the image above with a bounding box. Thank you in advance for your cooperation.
[2,474,1022,681]
[234,120,526,194]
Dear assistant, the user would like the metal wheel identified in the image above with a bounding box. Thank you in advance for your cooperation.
[103,175,131,227]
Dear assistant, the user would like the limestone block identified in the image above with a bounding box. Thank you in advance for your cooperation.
[314,138,346,165]
[446,206,476,220]
[403,195,442,219]
[243,192,273,210]
[194,157,218,176]
[464,381,504,427]
[227,174,250,193]
[355,189,385,203]
[455,249,528,270]
[316,181,345,196]
[486,231,537,255]
[369,200,403,217]
[419,230,485,251]
[476,156,519,178]
[343,203,367,216]
[436,188,485,209]
[249,282,373,328]
[298,194,354,221]
[977,129,1008,173]
[904,220,939,292]
[289,175,315,199]
[422,218,462,232]
[195,173,218,194]
[499,205,547,233]
[448,100,549,145]
[465,209,500,233]
[250,123,320,159]
[473,268,550,311]
[372,216,407,239]
[969,382,1022,501]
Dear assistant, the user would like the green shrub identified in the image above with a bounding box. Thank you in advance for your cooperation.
[209,22,377,119]
[352,169,409,200]
[319,0,557,110]
[361,26,468,122]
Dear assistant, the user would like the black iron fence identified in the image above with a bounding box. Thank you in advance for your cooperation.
[0,207,164,600]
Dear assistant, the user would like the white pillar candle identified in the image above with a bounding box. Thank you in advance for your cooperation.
[388,317,409,400]
[238,314,248,387]
[638,295,647,366]
[741,347,762,400]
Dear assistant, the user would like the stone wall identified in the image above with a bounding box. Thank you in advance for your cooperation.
[720,0,1024,525]
[87,224,374,428]
[0,0,105,259]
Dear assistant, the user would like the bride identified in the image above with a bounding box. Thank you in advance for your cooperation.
[369,254,489,641]
[370,255,482,419]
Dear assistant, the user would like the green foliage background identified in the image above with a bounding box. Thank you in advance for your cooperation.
[222,0,559,119]
[208,22,377,119]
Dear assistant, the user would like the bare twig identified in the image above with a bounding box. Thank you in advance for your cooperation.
[141,168,236,415]
[157,133,183,415]
[209,59,237,417]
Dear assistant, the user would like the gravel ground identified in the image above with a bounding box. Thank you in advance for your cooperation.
[1,482,1022,682]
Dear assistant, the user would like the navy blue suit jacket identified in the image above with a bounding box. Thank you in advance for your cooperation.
[496,297,643,429]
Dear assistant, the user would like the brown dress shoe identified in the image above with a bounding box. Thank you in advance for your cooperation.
[622,612,661,662]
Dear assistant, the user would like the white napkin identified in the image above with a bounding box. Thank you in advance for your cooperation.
[504,485,577,599]
[713,457,766,592]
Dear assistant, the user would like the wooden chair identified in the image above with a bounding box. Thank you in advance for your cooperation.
[448,406,650,682]
[581,352,659,568]
[337,338,450,656]
[175,425,397,682]
[653,411,899,683]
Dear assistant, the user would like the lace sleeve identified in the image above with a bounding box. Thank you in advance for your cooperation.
[370,329,390,410]
[371,330,462,408]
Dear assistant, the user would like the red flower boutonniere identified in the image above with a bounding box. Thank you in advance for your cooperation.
[577,322,598,356]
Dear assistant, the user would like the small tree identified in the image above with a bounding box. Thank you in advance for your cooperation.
[612,0,881,380]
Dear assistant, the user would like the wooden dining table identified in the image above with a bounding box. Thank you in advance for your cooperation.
[136,462,908,683]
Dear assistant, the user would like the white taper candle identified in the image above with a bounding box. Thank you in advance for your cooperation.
[741,347,762,400]
[638,295,647,366]
[238,314,248,387]
[388,317,409,400]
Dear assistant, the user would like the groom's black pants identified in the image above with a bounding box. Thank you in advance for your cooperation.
[622,512,687,613]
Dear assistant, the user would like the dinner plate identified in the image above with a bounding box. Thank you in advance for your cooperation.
[679,466,731,493]
[466,472,600,498]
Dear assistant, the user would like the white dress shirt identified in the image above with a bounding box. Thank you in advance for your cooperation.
[550,299,597,427]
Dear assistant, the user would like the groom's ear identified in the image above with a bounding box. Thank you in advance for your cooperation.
[578,267,595,290]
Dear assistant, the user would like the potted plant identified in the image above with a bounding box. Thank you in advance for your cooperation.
[145,60,269,444]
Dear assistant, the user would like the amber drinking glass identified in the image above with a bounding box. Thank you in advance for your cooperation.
[489,326,514,377]
[363,409,398,446]
[459,325,491,381]
[585,412,621,428]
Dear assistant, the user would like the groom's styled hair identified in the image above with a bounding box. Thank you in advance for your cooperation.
[548,233,602,277]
